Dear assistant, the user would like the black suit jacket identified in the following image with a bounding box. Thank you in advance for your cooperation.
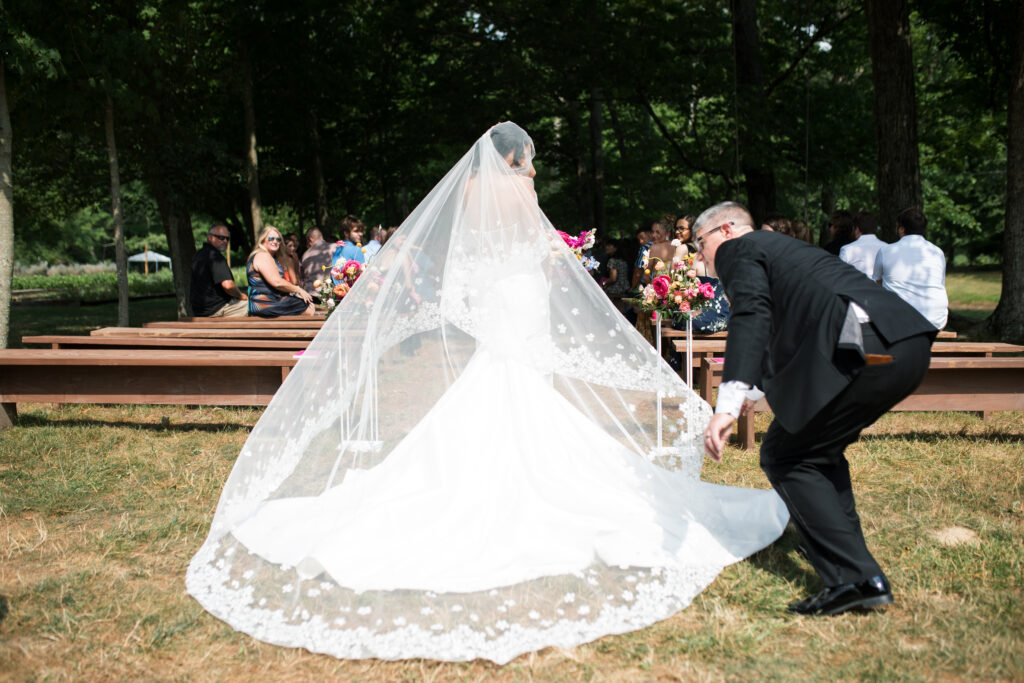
[715,230,935,433]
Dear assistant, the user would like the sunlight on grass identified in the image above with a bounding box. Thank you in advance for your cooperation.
[1,404,1021,680]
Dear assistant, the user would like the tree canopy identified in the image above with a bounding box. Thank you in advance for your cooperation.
[1,0,1021,337]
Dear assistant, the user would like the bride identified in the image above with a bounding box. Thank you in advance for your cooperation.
[187,122,788,664]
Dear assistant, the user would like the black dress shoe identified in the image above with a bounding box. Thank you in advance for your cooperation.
[790,575,893,616]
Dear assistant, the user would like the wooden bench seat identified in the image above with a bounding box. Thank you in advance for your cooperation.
[674,339,1024,371]
[698,355,1024,450]
[22,335,309,351]
[0,349,299,429]
[91,326,319,340]
[145,318,324,329]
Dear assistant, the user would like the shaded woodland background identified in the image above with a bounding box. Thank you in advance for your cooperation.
[1,0,1022,340]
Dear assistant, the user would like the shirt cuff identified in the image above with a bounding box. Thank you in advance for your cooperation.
[715,381,764,418]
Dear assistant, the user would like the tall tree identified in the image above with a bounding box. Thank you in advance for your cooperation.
[987,0,1024,342]
[240,42,264,242]
[0,60,12,349]
[865,0,922,241]
[104,93,128,326]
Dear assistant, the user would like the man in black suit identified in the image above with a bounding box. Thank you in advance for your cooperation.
[695,201,935,616]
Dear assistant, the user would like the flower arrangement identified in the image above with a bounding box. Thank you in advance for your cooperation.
[314,260,364,316]
[630,252,717,322]
[557,229,599,271]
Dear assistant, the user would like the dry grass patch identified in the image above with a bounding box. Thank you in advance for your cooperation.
[1,404,1023,680]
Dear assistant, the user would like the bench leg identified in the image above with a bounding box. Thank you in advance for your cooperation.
[0,402,17,430]
[735,411,755,450]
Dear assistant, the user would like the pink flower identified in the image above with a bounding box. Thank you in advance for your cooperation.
[698,282,715,299]
[684,287,698,300]
[679,300,691,313]
[651,275,671,298]
[330,267,343,281]
[673,261,686,270]
[686,270,696,278]
[651,312,659,322]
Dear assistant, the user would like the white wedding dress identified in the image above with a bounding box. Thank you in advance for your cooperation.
[187,123,788,663]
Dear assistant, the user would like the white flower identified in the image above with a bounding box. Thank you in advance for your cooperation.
[557,324,567,333]
[570,308,580,316]
[608,329,617,337]
[577,605,591,615]
[585,333,594,342]
[529,610,540,620]
[420,607,433,616]
[282,584,294,594]
[393,617,407,626]
[563,592,576,603]
[334,617,346,626]
[357,606,372,615]
[242,570,254,580]
[307,588,321,597]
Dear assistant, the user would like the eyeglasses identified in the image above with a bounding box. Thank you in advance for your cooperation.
[210,233,230,241]
[266,236,282,243]
[694,224,727,253]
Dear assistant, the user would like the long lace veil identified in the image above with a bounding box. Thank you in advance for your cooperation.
[187,122,718,663]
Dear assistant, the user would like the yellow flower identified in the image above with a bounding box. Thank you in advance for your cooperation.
[644,268,651,275]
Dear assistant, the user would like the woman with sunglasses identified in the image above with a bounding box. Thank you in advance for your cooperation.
[246,226,315,317]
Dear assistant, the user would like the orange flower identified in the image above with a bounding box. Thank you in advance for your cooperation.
[333,283,350,298]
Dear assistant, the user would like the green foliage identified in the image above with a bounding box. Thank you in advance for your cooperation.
[3,1,1016,262]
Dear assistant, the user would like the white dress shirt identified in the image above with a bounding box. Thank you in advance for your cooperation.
[872,234,948,329]
[839,234,885,279]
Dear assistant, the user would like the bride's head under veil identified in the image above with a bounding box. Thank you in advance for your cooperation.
[186,121,733,664]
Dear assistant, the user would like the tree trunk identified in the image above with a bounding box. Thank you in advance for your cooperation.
[566,101,594,229]
[104,94,129,326]
[240,43,264,243]
[865,0,922,242]
[154,183,195,318]
[0,62,13,349]
[309,111,329,230]
[984,0,1024,342]
[730,0,777,225]
[589,86,606,234]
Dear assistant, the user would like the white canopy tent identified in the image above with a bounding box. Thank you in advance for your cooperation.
[127,250,172,273]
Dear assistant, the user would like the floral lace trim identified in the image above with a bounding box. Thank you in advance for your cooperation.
[186,541,723,664]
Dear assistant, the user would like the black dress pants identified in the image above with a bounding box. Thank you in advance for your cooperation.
[760,325,932,587]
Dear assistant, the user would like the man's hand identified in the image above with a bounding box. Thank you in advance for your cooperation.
[704,413,735,462]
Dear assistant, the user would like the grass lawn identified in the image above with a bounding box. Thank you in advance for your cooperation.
[1,270,1020,680]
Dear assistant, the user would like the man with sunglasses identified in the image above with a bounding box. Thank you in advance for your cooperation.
[693,201,935,617]
[190,225,248,317]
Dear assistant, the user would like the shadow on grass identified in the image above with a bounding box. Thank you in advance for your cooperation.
[744,428,1023,446]
[14,413,255,434]
[746,526,820,592]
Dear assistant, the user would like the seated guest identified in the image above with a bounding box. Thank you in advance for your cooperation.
[644,215,676,282]
[362,224,385,262]
[300,228,335,293]
[839,211,885,278]
[247,226,315,317]
[333,215,366,267]
[600,239,631,298]
[630,226,653,290]
[824,210,856,255]
[190,225,247,317]
[872,207,948,329]
[672,214,695,261]
[281,232,302,284]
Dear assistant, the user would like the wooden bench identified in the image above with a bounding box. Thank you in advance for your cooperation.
[177,315,324,323]
[91,326,319,340]
[699,355,1024,450]
[145,319,324,329]
[677,339,1024,374]
[22,335,309,351]
[0,349,299,429]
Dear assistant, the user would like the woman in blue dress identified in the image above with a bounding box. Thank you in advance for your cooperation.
[247,226,315,317]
